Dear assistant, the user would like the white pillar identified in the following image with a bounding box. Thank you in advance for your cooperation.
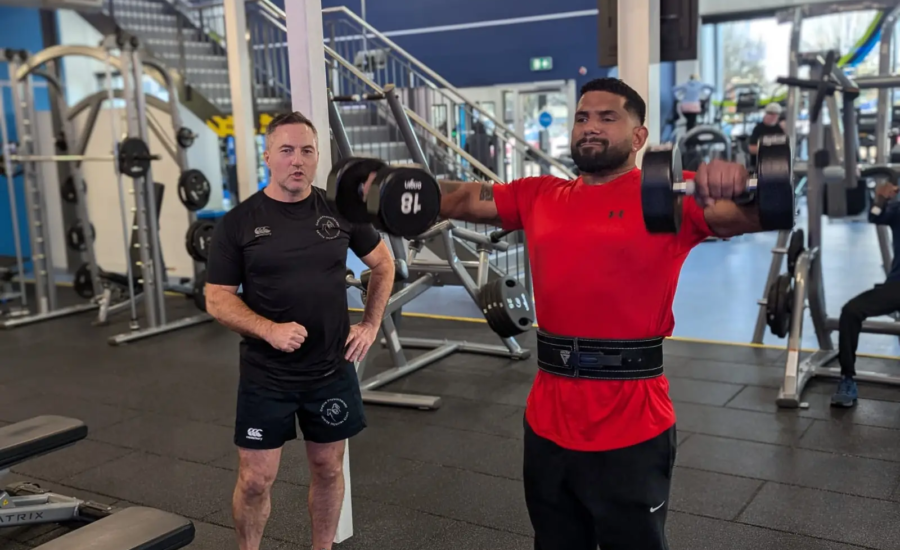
[223,0,259,201]
[287,0,332,189]
[618,0,661,155]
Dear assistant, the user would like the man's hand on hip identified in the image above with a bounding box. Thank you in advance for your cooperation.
[345,321,379,362]
[265,322,308,353]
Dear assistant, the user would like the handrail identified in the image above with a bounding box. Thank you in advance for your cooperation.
[263,1,574,179]
[201,0,497,181]
[323,44,503,182]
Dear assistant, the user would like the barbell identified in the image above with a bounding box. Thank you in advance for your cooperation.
[641,134,796,234]
[3,137,160,179]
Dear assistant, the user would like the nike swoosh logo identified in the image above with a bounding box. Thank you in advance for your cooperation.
[650,502,666,513]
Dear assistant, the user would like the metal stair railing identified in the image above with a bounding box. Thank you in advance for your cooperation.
[321,5,576,182]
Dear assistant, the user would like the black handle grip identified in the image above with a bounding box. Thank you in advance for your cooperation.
[490,229,513,243]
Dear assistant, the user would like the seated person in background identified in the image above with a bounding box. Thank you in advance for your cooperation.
[748,103,786,167]
[673,74,714,131]
[832,182,900,407]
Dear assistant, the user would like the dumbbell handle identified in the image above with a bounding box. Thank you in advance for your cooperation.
[675,178,758,199]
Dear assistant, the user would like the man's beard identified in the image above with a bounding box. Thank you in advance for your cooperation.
[570,137,632,174]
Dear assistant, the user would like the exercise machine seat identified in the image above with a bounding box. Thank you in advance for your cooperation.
[0,416,87,470]
[32,506,195,550]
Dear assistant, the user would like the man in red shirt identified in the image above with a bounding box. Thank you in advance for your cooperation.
[437,78,765,549]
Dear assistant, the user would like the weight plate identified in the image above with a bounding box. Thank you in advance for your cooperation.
[193,270,207,312]
[185,219,216,263]
[497,276,534,337]
[786,229,804,277]
[641,147,682,234]
[326,156,386,224]
[368,165,442,238]
[176,127,195,149]
[482,277,500,335]
[756,138,796,231]
[61,176,86,204]
[66,222,95,252]
[73,263,95,299]
[118,137,152,179]
[766,273,793,338]
[178,169,212,211]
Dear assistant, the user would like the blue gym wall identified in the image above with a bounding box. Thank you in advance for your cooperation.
[0,6,50,260]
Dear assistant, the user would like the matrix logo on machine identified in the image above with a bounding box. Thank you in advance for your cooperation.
[247,428,263,441]
[320,398,349,426]
[316,216,341,240]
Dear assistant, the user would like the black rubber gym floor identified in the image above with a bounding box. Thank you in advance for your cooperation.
[3,294,900,549]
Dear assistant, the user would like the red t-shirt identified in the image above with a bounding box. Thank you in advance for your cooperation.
[492,169,714,452]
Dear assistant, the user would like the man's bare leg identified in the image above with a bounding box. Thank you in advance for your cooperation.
[306,440,346,550]
[234,447,282,550]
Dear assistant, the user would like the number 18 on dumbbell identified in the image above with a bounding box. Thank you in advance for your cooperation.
[325,157,442,239]
[641,134,796,234]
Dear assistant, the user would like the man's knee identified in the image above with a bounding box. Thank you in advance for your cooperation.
[237,467,277,498]
[307,444,344,483]
[840,299,865,323]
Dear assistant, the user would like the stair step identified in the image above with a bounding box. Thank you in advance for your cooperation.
[145,38,219,52]
[156,51,228,70]
[351,141,411,162]
[113,11,178,24]
[110,0,169,9]
[341,125,393,143]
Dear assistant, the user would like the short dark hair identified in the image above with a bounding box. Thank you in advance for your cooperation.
[265,111,317,146]
[579,78,646,125]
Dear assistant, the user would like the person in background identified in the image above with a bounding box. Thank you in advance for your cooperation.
[831,182,900,407]
[748,103,786,167]
[673,74,714,131]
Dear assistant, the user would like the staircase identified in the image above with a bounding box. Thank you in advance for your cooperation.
[79,0,543,282]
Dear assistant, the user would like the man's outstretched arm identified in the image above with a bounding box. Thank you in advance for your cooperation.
[437,180,503,225]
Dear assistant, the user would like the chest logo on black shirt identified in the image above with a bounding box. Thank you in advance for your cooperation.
[317,216,341,240]
[254,226,272,238]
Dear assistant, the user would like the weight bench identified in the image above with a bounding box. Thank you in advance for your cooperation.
[0,416,195,549]
[32,506,195,550]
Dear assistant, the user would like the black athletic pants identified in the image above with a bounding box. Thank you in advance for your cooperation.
[524,421,677,550]
[684,113,698,131]
[839,281,900,377]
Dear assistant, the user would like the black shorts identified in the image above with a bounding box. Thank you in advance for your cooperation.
[524,420,676,550]
[234,361,367,449]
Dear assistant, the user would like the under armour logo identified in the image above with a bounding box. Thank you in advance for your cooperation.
[246,428,263,440]
[560,350,571,365]
[608,210,624,219]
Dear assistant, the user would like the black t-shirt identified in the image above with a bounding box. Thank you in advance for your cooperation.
[748,122,786,166]
[206,187,380,391]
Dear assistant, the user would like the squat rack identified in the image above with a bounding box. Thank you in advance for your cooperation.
[0,35,212,343]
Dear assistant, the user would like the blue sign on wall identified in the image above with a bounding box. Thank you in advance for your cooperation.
[538,111,553,129]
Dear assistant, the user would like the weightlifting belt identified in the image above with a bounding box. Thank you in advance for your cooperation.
[536,331,664,380]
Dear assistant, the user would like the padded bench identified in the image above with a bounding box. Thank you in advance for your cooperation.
[33,506,195,550]
[0,415,87,470]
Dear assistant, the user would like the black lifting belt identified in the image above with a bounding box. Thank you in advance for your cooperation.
[537,331,664,380]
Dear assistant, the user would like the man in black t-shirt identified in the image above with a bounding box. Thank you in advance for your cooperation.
[748,102,786,167]
[205,112,394,550]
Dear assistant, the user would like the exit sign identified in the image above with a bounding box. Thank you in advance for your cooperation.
[530,57,553,71]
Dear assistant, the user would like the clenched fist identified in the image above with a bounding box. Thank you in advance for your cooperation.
[265,322,308,353]
[694,159,751,208]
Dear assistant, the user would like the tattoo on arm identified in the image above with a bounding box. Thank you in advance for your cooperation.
[479,182,494,201]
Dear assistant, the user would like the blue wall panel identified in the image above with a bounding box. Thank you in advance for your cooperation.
[0,6,48,259]
[389,15,607,90]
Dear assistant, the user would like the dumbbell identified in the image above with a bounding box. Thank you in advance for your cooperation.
[641,134,796,234]
[325,156,442,239]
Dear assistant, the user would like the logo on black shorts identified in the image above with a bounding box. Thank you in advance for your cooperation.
[320,398,349,426]
[247,428,263,441]
[317,216,341,240]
